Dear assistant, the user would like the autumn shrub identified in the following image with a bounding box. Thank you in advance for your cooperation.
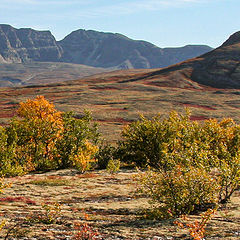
[95,143,117,169]
[174,208,217,240]
[72,221,100,240]
[200,118,240,203]
[55,111,100,169]
[122,110,240,216]
[70,141,98,173]
[0,96,100,176]
[136,166,218,218]
[6,96,63,171]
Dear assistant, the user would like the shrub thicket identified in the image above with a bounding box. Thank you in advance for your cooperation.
[136,166,218,218]
[55,111,100,170]
[0,96,100,176]
[0,96,239,220]
[121,111,240,217]
[95,143,117,169]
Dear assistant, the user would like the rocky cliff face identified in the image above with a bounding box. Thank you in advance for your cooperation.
[58,29,212,69]
[0,24,212,69]
[0,24,62,63]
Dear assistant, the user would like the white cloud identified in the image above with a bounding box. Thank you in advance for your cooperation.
[0,0,217,17]
[67,0,208,18]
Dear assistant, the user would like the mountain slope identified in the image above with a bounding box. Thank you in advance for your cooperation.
[0,24,212,69]
[58,29,212,69]
[0,24,62,63]
[133,31,240,89]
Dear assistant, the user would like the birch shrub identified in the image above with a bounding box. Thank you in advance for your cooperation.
[0,96,100,176]
[121,111,240,217]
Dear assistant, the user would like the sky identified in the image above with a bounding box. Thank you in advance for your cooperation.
[0,0,239,48]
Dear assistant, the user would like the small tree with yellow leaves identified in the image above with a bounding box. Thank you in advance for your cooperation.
[7,96,63,171]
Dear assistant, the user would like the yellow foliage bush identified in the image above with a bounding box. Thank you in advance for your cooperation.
[123,110,240,218]
[1,96,100,175]
[71,141,98,173]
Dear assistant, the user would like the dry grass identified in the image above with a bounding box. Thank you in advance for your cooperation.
[0,169,239,239]
[0,70,240,238]
[0,70,240,142]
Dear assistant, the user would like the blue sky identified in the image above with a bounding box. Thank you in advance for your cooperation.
[0,0,239,48]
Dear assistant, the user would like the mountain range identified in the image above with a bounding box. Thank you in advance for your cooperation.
[0,24,212,69]
[124,30,240,89]
[0,29,240,140]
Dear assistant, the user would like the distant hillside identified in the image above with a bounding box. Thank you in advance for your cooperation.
[0,62,108,87]
[58,29,212,69]
[0,24,212,69]
[129,31,240,89]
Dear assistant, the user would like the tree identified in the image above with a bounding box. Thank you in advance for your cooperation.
[8,96,63,171]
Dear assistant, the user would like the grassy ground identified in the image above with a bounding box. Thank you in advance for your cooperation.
[0,169,239,239]
[0,71,240,239]
[0,71,240,142]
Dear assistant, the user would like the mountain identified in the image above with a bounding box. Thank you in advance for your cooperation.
[130,31,240,89]
[0,24,212,69]
[0,24,62,63]
[58,29,212,69]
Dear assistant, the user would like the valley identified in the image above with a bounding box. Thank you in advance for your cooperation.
[0,70,240,142]
[0,23,240,240]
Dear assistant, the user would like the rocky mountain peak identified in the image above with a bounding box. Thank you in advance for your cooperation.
[0,24,213,69]
[0,24,62,63]
[58,29,212,69]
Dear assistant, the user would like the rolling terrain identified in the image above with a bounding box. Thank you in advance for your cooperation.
[0,70,240,142]
[0,169,239,239]
[0,31,240,141]
[0,62,109,87]
[0,30,240,240]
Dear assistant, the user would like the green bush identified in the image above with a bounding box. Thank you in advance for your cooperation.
[95,143,117,169]
[0,126,25,177]
[121,110,240,209]
[106,159,121,174]
[55,111,100,169]
[119,110,203,169]
[136,166,218,218]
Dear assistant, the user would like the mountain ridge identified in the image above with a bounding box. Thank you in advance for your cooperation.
[0,24,212,69]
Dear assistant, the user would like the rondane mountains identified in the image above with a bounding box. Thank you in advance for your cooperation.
[129,30,240,89]
[0,24,212,69]
[0,29,240,139]
[1,24,240,89]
